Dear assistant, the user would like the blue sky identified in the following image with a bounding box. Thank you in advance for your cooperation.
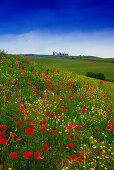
[0,0,114,57]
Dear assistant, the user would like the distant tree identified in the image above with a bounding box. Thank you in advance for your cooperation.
[86,72,105,80]
[0,49,8,57]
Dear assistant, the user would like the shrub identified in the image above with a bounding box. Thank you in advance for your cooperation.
[96,73,105,80]
[86,72,105,80]
[0,50,7,57]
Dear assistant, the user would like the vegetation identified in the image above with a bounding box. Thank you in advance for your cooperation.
[27,57,114,82]
[0,54,114,170]
[86,72,105,80]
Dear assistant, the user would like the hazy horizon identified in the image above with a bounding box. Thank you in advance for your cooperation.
[0,0,114,58]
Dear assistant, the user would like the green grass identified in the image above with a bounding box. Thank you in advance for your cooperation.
[0,54,114,170]
[27,57,114,81]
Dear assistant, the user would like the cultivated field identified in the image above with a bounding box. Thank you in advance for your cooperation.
[28,57,114,82]
[0,54,114,170]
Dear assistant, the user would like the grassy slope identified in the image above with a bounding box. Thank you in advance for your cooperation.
[28,57,114,81]
[0,54,114,169]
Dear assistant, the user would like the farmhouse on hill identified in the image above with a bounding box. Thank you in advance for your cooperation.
[53,52,68,56]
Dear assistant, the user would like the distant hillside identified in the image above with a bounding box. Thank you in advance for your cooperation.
[22,54,100,58]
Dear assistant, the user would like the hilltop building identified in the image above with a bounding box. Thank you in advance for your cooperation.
[53,52,68,56]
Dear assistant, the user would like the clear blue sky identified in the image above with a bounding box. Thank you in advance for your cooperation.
[0,0,114,57]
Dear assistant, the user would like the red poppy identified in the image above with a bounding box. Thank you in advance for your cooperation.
[77,112,81,115]
[68,143,74,149]
[5,98,10,102]
[42,119,47,125]
[0,125,6,129]
[56,95,59,98]
[0,130,5,136]
[23,151,32,159]
[95,127,100,130]
[40,126,46,132]
[51,130,56,135]
[89,157,92,161]
[43,145,49,152]
[59,115,63,118]
[7,79,12,82]
[17,120,22,125]
[34,152,40,159]
[106,124,113,130]
[9,152,17,159]
[77,151,85,161]
[24,118,32,123]
[16,138,21,142]
[112,159,114,162]
[25,125,34,134]
[96,139,99,142]
[14,87,18,90]
[82,106,86,111]
[64,109,68,112]
[45,111,50,116]
[13,117,16,121]
[76,157,82,161]
[69,134,74,140]
[0,138,7,144]
[71,155,76,160]
[10,132,15,137]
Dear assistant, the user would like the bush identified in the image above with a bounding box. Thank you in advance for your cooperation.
[0,49,7,57]
[86,72,105,80]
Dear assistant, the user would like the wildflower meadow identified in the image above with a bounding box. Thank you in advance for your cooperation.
[0,54,114,170]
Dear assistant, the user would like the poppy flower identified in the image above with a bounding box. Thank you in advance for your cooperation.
[7,79,12,82]
[89,157,92,162]
[0,130,5,136]
[42,119,47,125]
[68,143,74,149]
[77,112,81,115]
[0,138,7,144]
[106,124,113,130]
[76,157,82,161]
[77,151,85,161]
[64,109,68,112]
[39,156,44,160]
[13,117,16,121]
[0,125,6,129]
[45,111,50,116]
[82,106,86,111]
[95,127,100,130]
[23,151,32,159]
[24,118,32,123]
[70,155,76,160]
[25,125,34,134]
[69,134,74,140]
[40,126,46,132]
[34,152,40,159]
[51,130,56,135]
[17,121,22,125]
[9,152,17,159]
[16,138,21,142]
[10,132,15,137]
[5,98,10,102]
[43,145,49,152]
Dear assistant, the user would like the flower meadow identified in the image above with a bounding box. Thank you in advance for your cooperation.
[0,55,114,170]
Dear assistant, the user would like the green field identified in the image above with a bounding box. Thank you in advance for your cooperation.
[0,53,114,169]
[27,57,114,81]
